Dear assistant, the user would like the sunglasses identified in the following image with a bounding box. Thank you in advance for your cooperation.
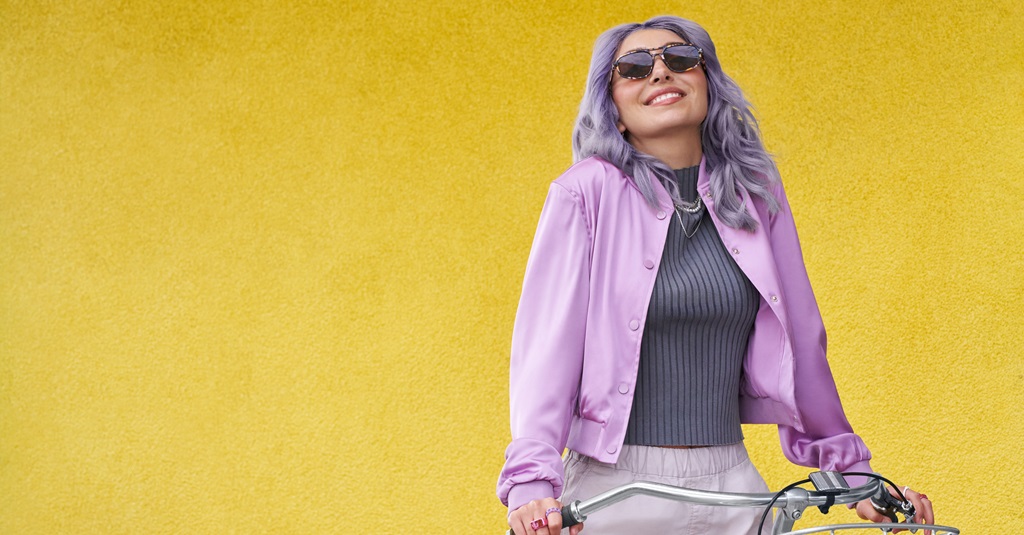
[612,43,704,80]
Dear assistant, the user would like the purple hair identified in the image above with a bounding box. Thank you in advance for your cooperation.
[572,16,780,231]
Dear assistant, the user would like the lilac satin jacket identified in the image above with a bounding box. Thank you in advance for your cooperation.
[497,157,873,511]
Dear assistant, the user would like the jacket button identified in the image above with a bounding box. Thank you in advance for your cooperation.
[618,383,629,394]
[628,320,640,331]
[643,259,655,269]
[656,211,667,220]
[731,248,739,254]
[607,445,618,454]
[771,295,779,303]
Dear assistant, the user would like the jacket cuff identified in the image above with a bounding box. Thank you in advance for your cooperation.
[841,460,875,488]
[507,480,555,516]
[841,460,875,509]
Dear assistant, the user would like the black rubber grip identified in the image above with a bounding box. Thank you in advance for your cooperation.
[561,504,580,527]
[504,504,580,535]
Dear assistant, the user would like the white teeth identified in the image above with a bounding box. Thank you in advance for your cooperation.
[649,92,683,105]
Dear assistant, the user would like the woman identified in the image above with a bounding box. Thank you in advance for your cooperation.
[498,16,934,535]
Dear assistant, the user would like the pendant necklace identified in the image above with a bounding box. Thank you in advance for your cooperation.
[673,196,703,238]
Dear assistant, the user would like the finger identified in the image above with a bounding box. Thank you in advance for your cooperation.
[525,513,543,534]
[883,486,914,533]
[509,501,539,535]
[570,522,584,535]
[545,504,563,533]
[913,492,934,535]
[855,499,888,523]
[896,487,932,523]
[508,515,527,535]
[538,499,561,535]
[527,502,553,535]
[892,486,935,534]
[889,485,909,500]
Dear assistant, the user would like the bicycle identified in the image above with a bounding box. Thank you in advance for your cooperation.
[505,470,960,534]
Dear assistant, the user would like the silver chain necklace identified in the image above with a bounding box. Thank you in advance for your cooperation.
[673,196,702,213]
[673,197,704,238]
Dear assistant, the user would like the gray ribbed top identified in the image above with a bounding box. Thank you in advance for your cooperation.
[623,166,760,446]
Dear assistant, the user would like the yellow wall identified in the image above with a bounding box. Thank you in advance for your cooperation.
[2,1,1022,533]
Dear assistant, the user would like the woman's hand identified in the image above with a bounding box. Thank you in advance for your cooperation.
[855,485,935,535]
[508,498,584,535]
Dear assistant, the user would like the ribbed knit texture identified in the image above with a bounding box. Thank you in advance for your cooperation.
[623,166,760,446]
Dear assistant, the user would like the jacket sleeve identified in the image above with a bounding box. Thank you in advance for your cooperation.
[497,182,592,511]
[768,181,874,485]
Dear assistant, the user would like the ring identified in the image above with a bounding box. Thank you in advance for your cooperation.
[920,493,930,501]
[530,517,548,530]
[903,485,911,497]
[545,506,561,516]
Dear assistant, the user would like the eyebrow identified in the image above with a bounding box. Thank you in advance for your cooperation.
[621,41,689,54]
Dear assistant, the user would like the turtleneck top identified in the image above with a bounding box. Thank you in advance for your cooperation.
[622,165,760,446]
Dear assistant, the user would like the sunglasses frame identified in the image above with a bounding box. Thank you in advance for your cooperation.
[611,43,705,81]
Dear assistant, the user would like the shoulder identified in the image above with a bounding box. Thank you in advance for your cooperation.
[552,157,629,195]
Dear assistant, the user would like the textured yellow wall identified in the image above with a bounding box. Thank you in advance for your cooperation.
[2,1,1022,533]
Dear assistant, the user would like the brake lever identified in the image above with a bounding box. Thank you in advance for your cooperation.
[870,486,917,524]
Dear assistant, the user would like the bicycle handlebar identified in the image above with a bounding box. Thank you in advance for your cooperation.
[563,479,881,526]
[504,478,960,535]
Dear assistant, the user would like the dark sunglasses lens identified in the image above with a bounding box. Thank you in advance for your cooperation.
[664,46,700,72]
[616,52,654,78]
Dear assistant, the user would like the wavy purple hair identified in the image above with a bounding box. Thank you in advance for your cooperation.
[572,16,780,230]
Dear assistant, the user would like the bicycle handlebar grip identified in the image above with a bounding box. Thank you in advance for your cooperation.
[560,503,581,528]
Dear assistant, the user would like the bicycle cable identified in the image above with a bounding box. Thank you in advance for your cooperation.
[756,472,908,535]
[757,478,810,535]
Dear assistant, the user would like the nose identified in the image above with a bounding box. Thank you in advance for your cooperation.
[649,55,672,82]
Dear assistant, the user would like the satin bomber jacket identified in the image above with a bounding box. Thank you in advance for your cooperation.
[497,157,873,512]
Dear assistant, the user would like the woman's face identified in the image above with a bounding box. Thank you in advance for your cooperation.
[611,29,709,147]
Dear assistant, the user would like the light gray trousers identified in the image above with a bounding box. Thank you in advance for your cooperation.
[560,443,772,534]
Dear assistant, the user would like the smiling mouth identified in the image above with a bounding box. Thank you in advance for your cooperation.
[647,92,685,105]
